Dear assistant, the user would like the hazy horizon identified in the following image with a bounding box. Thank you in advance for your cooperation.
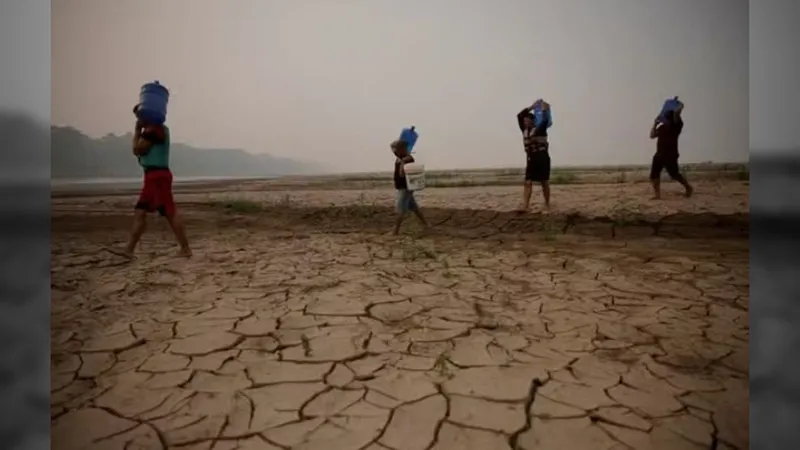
[51,0,754,172]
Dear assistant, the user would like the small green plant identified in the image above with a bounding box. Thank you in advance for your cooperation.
[611,208,646,226]
[539,217,559,241]
[736,167,749,181]
[300,334,311,356]
[346,193,379,218]
[549,172,579,185]
[404,220,430,239]
[433,351,454,379]
[401,238,437,261]
[278,194,293,207]
[218,199,263,214]
[345,203,378,218]
[440,257,457,278]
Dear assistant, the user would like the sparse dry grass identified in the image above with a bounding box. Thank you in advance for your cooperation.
[51,162,750,199]
[328,162,748,190]
[400,236,437,261]
[214,199,264,214]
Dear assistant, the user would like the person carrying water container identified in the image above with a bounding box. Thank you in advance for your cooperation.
[517,99,552,211]
[648,103,693,199]
[390,137,429,235]
[122,103,192,258]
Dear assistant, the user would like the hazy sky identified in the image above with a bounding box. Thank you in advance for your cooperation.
[49,0,754,171]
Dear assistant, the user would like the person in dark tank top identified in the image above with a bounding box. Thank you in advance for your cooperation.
[517,100,552,211]
[648,107,693,199]
[391,139,428,235]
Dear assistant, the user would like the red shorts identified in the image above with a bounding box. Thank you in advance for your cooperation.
[135,169,176,217]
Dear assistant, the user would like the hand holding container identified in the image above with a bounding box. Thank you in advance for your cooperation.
[404,163,426,191]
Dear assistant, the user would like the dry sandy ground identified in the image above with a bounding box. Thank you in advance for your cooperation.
[51,180,749,450]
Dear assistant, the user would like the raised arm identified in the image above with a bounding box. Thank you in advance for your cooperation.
[131,104,165,156]
[132,122,148,156]
[390,139,405,156]
[398,154,415,177]
[674,104,685,126]
[517,106,533,131]
[390,139,414,163]
[673,114,685,135]
[133,123,166,156]
[649,121,662,140]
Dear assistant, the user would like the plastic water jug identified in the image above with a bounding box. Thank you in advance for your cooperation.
[399,126,419,152]
[532,101,553,129]
[657,96,683,123]
[138,81,170,125]
[404,163,426,191]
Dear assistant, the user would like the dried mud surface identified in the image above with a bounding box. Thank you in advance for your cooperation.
[51,180,749,450]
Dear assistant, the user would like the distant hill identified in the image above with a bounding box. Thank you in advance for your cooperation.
[49,123,325,179]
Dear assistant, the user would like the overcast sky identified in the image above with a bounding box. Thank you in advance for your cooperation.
[43,0,768,171]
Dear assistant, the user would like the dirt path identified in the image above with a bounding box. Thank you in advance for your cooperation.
[51,184,748,450]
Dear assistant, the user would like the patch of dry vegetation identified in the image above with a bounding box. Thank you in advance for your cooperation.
[297,162,748,190]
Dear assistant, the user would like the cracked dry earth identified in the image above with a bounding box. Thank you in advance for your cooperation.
[51,202,748,450]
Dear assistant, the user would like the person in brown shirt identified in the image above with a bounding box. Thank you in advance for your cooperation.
[649,107,693,199]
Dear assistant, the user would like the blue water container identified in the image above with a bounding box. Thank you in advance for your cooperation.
[138,81,170,125]
[657,96,682,122]
[399,126,419,152]
[533,101,553,129]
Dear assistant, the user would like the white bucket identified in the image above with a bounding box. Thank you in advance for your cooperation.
[404,163,426,191]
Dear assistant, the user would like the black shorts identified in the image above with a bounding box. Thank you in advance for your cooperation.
[525,146,551,182]
[650,154,681,180]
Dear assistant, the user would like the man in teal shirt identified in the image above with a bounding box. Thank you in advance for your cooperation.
[123,104,191,258]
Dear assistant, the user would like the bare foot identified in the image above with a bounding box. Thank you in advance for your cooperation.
[178,248,193,259]
[685,186,694,198]
[651,195,661,200]
[516,205,530,213]
[106,246,134,260]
